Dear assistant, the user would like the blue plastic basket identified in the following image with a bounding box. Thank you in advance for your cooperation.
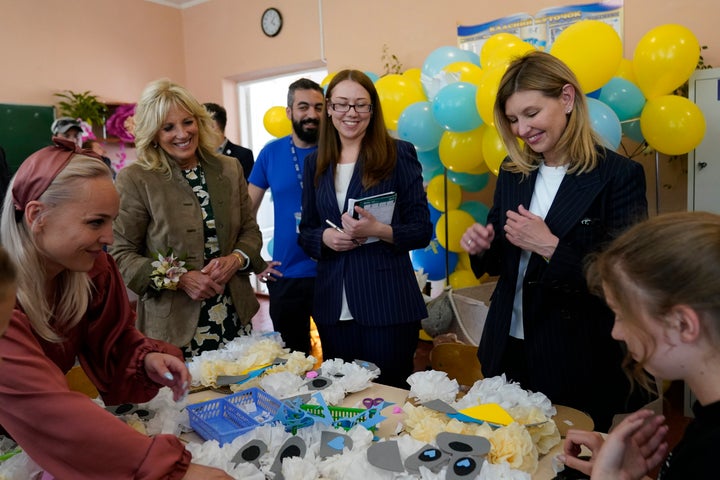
[224,387,283,425]
[187,388,283,445]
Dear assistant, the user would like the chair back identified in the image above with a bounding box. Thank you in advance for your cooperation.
[429,343,483,387]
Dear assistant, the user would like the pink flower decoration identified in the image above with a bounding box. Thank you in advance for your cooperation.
[79,120,96,142]
[106,104,136,143]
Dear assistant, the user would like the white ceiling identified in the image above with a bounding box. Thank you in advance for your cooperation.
[145,0,210,9]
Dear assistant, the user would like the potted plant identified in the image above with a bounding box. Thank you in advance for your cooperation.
[54,90,108,127]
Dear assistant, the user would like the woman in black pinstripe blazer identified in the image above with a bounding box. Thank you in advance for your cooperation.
[462,51,651,431]
[299,70,432,388]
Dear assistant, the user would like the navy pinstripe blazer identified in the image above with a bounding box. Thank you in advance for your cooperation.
[298,140,432,327]
[471,147,648,419]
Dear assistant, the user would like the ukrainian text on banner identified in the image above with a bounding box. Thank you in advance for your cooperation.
[457,0,623,55]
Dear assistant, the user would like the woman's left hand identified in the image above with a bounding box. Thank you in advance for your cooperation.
[504,205,558,259]
[144,352,191,401]
[201,255,241,284]
[342,207,390,243]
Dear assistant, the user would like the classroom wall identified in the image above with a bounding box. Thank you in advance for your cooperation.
[2,0,717,112]
[0,0,185,105]
[1,0,717,212]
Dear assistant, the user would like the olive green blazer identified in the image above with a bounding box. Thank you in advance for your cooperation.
[110,152,267,347]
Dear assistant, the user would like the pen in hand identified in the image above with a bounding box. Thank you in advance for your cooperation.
[325,219,361,246]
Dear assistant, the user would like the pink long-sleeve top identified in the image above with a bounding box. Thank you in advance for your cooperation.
[0,252,191,479]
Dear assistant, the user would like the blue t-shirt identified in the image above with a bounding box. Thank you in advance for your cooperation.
[249,136,317,278]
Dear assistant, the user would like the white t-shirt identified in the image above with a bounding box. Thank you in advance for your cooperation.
[510,163,567,339]
[335,163,355,321]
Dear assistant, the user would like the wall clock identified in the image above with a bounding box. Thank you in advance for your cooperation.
[261,7,283,37]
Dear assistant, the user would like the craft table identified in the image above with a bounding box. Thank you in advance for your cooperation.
[185,382,594,479]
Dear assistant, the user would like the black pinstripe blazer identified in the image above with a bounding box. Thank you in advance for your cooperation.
[471,147,648,423]
[299,140,432,327]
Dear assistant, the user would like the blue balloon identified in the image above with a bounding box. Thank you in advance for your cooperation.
[398,101,444,151]
[432,82,483,132]
[622,119,645,143]
[422,163,444,183]
[417,147,443,171]
[459,201,490,224]
[587,97,622,150]
[428,203,442,224]
[266,237,274,257]
[448,171,490,192]
[586,88,602,99]
[598,77,646,122]
[422,46,480,78]
[411,238,458,281]
[418,148,445,182]
[364,71,380,83]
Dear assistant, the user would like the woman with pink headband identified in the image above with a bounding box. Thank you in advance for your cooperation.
[0,137,231,479]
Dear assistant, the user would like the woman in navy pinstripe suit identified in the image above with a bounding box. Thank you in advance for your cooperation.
[298,70,432,388]
[462,52,651,431]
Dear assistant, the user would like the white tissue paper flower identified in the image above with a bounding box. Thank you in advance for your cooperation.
[477,461,532,480]
[453,375,555,419]
[406,370,459,404]
[320,359,378,393]
[282,455,319,480]
[260,371,305,399]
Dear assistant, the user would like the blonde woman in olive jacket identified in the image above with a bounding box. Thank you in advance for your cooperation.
[111,79,266,355]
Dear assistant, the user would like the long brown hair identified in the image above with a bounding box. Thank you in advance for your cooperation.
[315,69,396,189]
[494,51,603,177]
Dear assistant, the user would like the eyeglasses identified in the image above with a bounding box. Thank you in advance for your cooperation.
[329,102,373,113]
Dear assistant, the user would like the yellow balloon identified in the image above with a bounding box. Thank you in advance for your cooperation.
[465,160,490,175]
[320,72,336,88]
[438,126,486,173]
[475,65,506,126]
[457,252,472,270]
[640,95,706,155]
[443,61,484,85]
[263,106,292,137]
[480,33,536,70]
[633,24,700,100]
[426,175,463,212]
[403,68,422,82]
[550,20,622,93]
[449,269,481,289]
[482,126,509,175]
[375,74,427,131]
[436,209,476,253]
[615,58,637,85]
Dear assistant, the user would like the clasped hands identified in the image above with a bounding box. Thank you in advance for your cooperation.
[178,254,240,301]
[462,205,558,259]
[560,409,669,479]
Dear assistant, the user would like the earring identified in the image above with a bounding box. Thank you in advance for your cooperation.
[152,142,159,149]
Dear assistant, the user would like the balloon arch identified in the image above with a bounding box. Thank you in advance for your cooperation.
[261,21,706,286]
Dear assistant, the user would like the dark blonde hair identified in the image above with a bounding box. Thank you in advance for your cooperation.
[494,51,603,177]
[586,211,720,387]
[133,79,222,178]
[315,69,396,189]
[1,155,112,342]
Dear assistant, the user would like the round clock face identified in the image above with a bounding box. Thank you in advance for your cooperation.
[261,8,282,37]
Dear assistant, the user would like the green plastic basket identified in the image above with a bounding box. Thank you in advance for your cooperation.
[300,404,378,431]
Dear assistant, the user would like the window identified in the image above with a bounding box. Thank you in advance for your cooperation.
[237,68,327,153]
